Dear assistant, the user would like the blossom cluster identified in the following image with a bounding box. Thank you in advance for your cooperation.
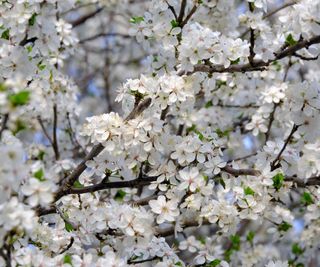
[1,0,320,267]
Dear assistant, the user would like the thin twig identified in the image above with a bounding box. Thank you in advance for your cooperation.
[270,124,299,171]
[241,1,297,38]
[37,117,55,148]
[79,33,131,43]
[58,237,74,255]
[248,3,256,65]
[52,104,60,160]
[0,114,9,140]
[265,103,277,143]
[180,4,198,28]
[70,7,104,27]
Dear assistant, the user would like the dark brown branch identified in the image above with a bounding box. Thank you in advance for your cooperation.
[67,176,157,195]
[223,165,320,187]
[248,3,256,65]
[128,256,159,264]
[54,98,152,201]
[271,124,299,171]
[263,1,297,20]
[222,165,261,177]
[214,103,259,109]
[55,143,105,200]
[124,97,152,121]
[177,0,187,24]
[0,114,9,140]
[52,105,60,160]
[58,237,74,255]
[293,52,319,61]
[0,246,11,267]
[180,4,198,28]
[71,7,104,27]
[168,4,178,20]
[286,176,320,187]
[265,103,277,143]
[192,35,320,74]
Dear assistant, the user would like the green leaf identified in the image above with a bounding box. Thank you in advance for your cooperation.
[114,189,126,201]
[175,262,183,266]
[130,16,144,24]
[34,169,45,181]
[0,83,6,92]
[26,45,33,53]
[278,221,292,232]
[224,235,240,261]
[198,236,206,245]
[285,34,297,46]
[230,234,240,251]
[272,173,284,191]
[13,119,27,135]
[246,231,255,245]
[37,150,45,161]
[219,178,226,189]
[37,62,46,71]
[244,186,255,196]
[207,259,221,267]
[170,19,179,28]
[292,243,304,255]
[28,13,37,26]
[230,58,240,65]
[65,221,74,232]
[8,90,30,107]
[205,100,213,108]
[271,60,281,71]
[300,192,314,206]
[1,28,10,40]
[186,124,205,141]
[63,254,72,265]
[73,180,84,188]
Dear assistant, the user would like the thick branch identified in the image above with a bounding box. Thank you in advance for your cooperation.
[222,165,320,187]
[192,35,320,74]
[54,98,152,201]
[66,176,157,195]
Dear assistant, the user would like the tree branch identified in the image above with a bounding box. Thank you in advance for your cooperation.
[177,0,187,24]
[52,104,60,160]
[241,1,297,38]
[191,35,320,74]
[0,114,9,140]
[180,4,198,28]
[70,7,104,27]
[271,124,299,171]
[53,98,152,201]
[66,176,158,195]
